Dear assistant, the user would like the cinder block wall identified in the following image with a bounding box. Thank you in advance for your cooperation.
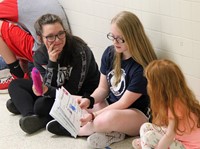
[58,0,200,100]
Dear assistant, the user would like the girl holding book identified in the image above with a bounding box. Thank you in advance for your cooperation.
[46,11,157,148]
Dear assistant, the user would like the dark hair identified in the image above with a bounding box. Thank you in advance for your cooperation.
[34,13,66,37]
[35,13,87,65]
[60,34,88,65]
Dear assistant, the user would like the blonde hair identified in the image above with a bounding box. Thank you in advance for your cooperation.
[145,59,200,134]
[111,11,157,85]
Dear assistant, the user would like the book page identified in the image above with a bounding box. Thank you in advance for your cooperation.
[50,86,82,138]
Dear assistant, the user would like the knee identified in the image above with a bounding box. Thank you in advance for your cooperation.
[140,122,153,130]
[140,122,153,135]
[8,80,15,91]
[93,110,117,130]
[34,97,46,115]
[34,97,54,116]
[8,78,29,92]
[143,130,155,140]
[141,131,158,148]
[8,79,20,94]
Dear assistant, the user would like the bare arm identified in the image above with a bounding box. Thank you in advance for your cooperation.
[95,89,141,116]
[79,73,142,124]
[91,74,110,103]
[78,74,109,109]
[78,73,141,111]
[92,73,142,115]
[156,119,176,149]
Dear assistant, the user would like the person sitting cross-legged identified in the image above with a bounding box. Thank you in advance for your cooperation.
[7,14,100,134]
[46,11,157,148]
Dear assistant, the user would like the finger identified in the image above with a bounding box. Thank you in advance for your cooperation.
[80,118,85,122]
[79,103,85,109]
[77,99,81,105]
[48,43,55,52]
[32,84,36,91]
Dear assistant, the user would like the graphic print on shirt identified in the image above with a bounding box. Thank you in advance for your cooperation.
[57,65,72,86]
[78,51,87,91]
[107,69,126,96]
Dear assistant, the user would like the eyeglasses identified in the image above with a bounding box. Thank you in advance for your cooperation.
[43,30,66,42]
[107,33,125,43]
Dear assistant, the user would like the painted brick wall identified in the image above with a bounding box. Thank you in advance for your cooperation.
[58,0,200,100]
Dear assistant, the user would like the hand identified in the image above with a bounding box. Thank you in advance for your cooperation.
[47,42,62,62]
[32,84,48,96]
[77,97,90,109]
[80,113,93,126]
[32,84,41,96]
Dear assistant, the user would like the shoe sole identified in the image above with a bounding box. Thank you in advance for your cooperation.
[0,89,8,94]
[0,72,13,92]
[19,116,46,134]
[87,132,125,148]
[6,99,20,114]
[46,119,71,136]
[46,119,57,131]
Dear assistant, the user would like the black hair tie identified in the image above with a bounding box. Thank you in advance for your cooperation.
[82,93,95,109]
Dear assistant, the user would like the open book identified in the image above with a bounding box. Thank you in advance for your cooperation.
[49,86,82,138]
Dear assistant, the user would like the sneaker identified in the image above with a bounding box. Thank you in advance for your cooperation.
[6,99,20,114]
[87,132,126,148]
[132,138,142,149]
[46,119,71,136]
[0,76,15,93]
[0,71,29,93]
[0,69,13,93]
[19,115,49,134]
[0,68,10,77]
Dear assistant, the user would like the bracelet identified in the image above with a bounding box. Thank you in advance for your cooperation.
[82,93,95,109]
[90,112,97,120]
[91,113,95,120]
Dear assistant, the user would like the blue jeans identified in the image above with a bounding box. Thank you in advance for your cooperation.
[0,56,8,70]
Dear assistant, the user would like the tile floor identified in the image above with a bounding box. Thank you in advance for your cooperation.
[0,93,134,149]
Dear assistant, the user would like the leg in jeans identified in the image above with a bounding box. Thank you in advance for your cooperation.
[0,55,7,70]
